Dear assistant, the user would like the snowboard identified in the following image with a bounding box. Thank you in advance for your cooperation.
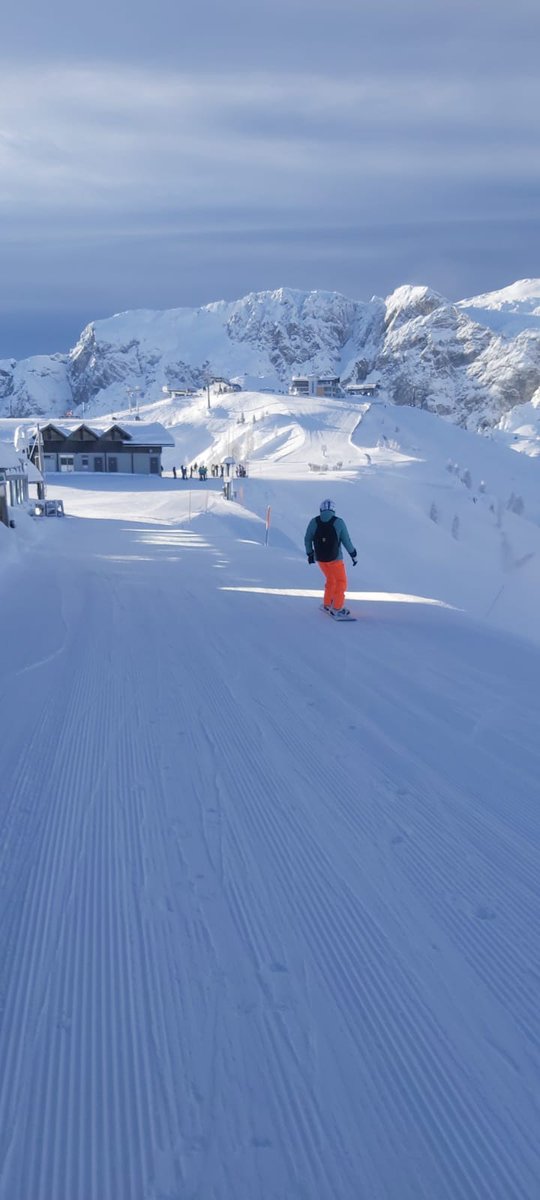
[320,604,357,622]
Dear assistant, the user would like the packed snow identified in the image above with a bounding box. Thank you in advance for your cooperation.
[0,390,539,1200]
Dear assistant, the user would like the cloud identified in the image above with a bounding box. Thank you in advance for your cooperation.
[0,43,539,355]
[1,64,539,222]
[4,0,540,77]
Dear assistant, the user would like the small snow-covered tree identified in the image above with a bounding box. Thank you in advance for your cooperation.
[461,468,472,489]
[451,515,460,540]
[478,480,486,494]
[429,502,439,524]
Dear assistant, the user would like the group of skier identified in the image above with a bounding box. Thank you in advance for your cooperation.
[172,464,209,480]
[171,462,248,481]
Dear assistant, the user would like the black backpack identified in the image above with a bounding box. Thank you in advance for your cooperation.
[313,515,339,561]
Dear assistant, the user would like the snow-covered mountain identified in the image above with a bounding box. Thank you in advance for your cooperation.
[457,278,540,336]
[4,281,540,441]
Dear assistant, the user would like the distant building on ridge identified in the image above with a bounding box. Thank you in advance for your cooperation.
[290,375,342,399]
[343,382,380,397]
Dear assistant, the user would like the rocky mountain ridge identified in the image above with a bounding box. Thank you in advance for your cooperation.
[3,281,540,432]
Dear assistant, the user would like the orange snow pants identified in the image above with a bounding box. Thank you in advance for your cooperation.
[318,559,347,610]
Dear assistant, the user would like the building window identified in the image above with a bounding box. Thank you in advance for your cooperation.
[81,456,89,470]
[7,476,27,505]
[59,455,74,473]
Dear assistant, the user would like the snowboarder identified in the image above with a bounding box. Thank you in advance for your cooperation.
[304,499,357,619]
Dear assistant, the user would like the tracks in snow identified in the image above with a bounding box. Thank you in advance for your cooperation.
[0,517,539,1199]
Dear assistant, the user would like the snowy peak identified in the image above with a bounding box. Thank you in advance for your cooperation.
[457,279,540,337]
[0,353,71,417]
[384,285,446,332]
[224,287,361,372]
[460,278,540,311]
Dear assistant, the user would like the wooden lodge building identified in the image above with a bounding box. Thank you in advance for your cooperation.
[28,421,174,476]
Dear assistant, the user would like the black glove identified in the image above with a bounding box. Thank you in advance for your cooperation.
[351,551,358,566]
[307,551,315,564]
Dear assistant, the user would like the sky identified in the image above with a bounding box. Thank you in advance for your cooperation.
[1,0,540,358]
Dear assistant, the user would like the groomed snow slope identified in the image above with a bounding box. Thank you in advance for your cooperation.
[0,399,539,1200]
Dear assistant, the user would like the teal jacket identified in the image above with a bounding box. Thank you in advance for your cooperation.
[304,511,356,562]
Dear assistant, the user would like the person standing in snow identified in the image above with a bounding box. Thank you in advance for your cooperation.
[304,499,357,618]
